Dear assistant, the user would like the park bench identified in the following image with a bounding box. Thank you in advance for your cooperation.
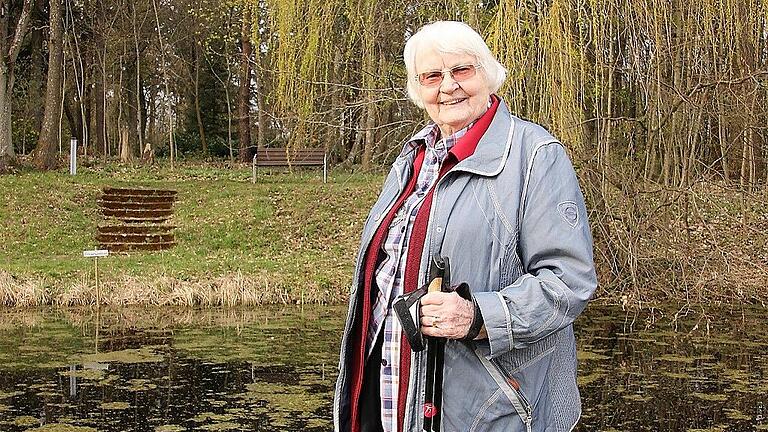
[252,147,328,183]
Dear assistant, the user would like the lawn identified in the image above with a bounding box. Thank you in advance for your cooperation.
[0,162,384,306]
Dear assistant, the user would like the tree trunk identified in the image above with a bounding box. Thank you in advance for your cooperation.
[718,109,729,181]
[29,5,45,134]
[123,60,138,162]
[254,7,265,152]
[120,124,131,162]
[33,0,64,170]
[0,71,14,161]
[345,125,363,166]
[94,56,106,157]
[83,56,93,155]
[361,99,376,169]
[256,83,265,152]
[220,14,235,163]
[63,94,82,145]
[237,6,252,162]
[0,0,34,161]
[132,6,143,157]
[194,49,208,154]
[360,4,376,170]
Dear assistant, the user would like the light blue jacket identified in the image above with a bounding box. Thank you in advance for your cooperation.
[334,99,597,432]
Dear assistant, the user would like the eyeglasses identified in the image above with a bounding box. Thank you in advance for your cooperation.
[415,64,483,87]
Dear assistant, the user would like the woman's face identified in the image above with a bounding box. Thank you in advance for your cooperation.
[414,49,492,136]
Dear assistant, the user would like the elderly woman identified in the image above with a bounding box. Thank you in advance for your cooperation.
[334,21,597,432]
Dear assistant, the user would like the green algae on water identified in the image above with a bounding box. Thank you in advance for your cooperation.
[660,371,693,380]
[686,427,727,432]
[723,408,751,421]
[155,426,186,432]
[23,424,98,432]
[0,391,23,399]
[578,372,605,386]
[577,350,610,361]
[80,348,163,364]
[13,416,39,427]
[191,413,236,423]
[59,369,106,380]
[622,394,652,402]
[691,392,728,402]
[99,402,131,410]
[656,354,695,363]
[199,422,240,431]
[122,379,157,392]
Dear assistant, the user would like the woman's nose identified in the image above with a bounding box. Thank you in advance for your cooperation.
[440,76,460,92]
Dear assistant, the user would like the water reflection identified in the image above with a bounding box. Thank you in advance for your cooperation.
[0,306,342,432]
[575,306,768,432]
[0,305,766,431]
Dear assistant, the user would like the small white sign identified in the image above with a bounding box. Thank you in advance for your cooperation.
[83,249,109,258]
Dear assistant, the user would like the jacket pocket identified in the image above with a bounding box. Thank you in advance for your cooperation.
[473,348,533,432]
[467,387,528,432]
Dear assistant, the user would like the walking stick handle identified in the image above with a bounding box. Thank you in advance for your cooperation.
[428,277,442,293]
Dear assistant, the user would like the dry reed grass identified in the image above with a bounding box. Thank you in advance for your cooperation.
[0,271,51,306]
[0,270,345,308]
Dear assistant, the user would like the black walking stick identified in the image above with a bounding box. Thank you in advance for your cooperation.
[422,255,449,432]
[392,255,451,432]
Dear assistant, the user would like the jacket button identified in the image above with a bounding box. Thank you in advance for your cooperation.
[436,226,443,233]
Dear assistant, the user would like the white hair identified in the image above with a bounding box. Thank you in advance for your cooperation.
[403,21,507,108]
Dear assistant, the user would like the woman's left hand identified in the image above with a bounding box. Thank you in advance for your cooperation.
[420,291,474,339]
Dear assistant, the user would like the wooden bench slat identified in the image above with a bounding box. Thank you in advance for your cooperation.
[259,148,325,153]
[257,153,325,158]
[257,160,324,166]
[255,159,325,165]
[252,147,328,183]
[256,153,325,158]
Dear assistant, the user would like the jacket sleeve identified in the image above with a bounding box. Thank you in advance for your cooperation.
[474,141,597,357]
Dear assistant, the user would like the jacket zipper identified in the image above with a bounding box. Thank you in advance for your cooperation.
[429,165,533,431]
[506,380,533,432]
[493,358,533,431]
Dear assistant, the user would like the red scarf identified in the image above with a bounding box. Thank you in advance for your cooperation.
[349,96,500,432]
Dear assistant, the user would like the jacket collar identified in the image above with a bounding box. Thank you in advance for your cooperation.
[448,95,500,162]
[395,95,515,178]
[451,96,514,177]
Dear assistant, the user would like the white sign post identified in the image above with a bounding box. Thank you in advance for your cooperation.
[83,249,109,307]
[70,137,77,175]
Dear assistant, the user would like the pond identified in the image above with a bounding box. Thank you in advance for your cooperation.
[0,305,765,431]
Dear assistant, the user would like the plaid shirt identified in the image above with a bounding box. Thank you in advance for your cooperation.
[367,122,472,432]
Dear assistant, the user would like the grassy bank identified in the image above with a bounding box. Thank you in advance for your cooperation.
[1,161,766,308]
[0,162,382,306]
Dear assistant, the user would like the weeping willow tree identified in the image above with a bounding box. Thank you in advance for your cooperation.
[254,0,766,176]
[245,0,767,302]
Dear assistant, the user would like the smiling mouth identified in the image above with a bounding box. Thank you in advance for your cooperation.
[440,98,467,106]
